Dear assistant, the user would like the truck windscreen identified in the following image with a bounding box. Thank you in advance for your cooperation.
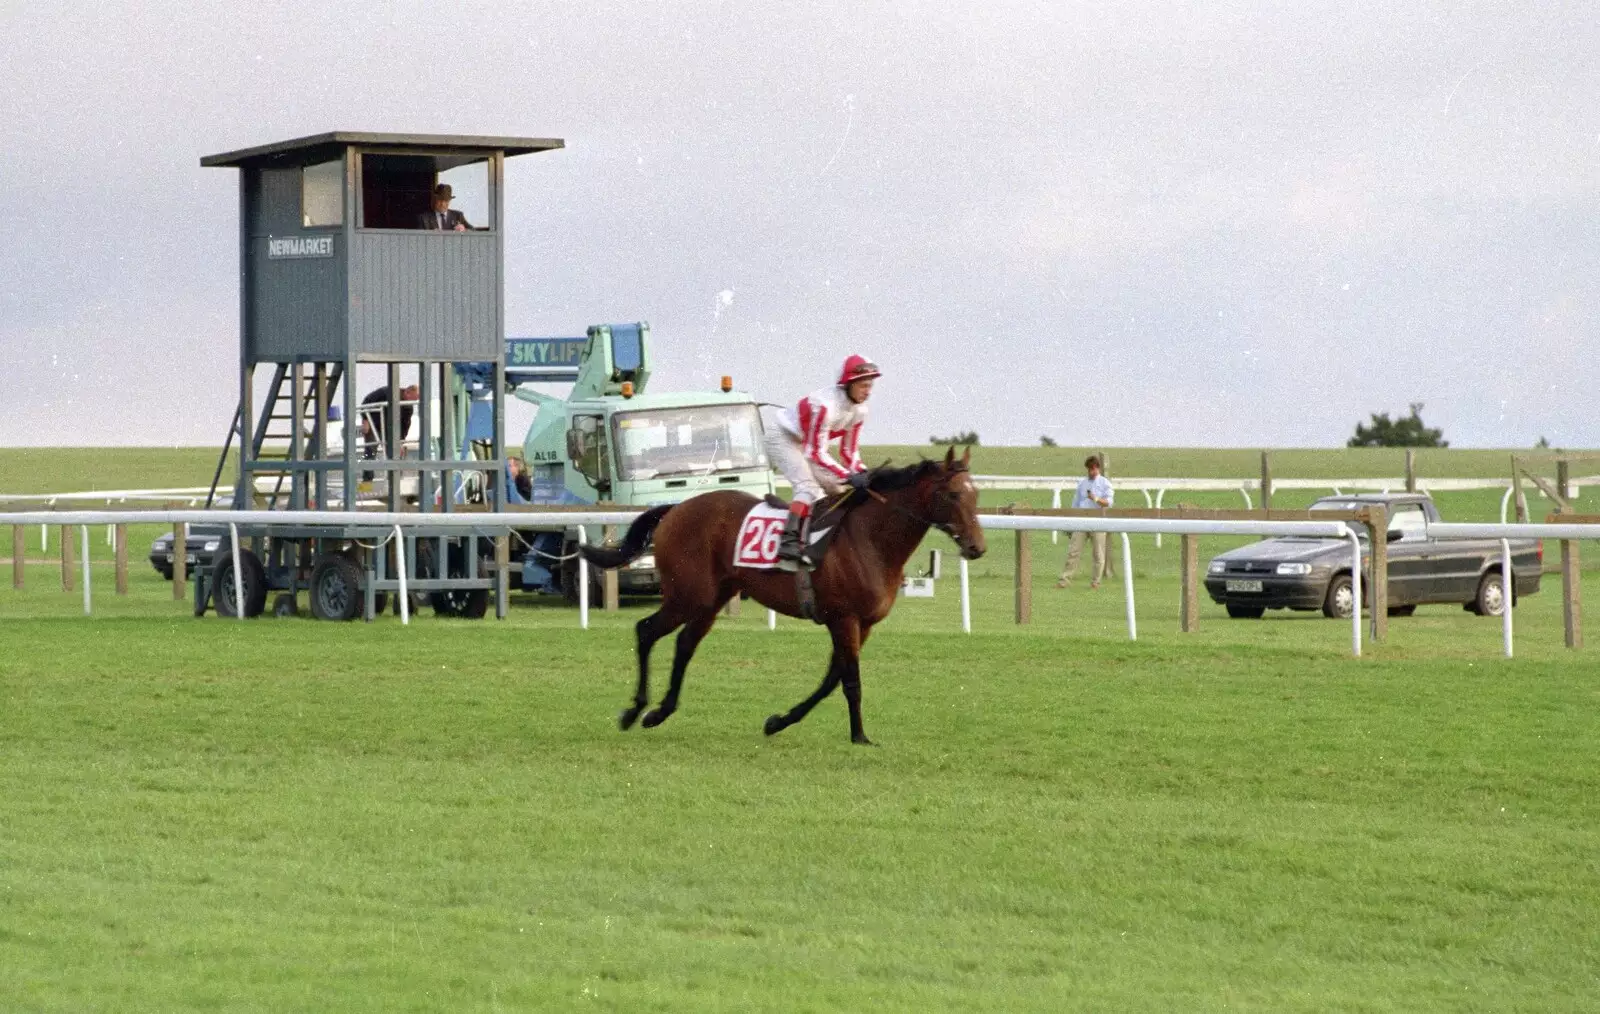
[612,405,767,480]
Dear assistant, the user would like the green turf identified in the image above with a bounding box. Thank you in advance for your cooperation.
[3,523,1599,1011]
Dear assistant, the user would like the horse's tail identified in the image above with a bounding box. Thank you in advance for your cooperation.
[579,504,673,569]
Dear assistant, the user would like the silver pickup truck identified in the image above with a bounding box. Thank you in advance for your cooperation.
[1205,492,1541,619]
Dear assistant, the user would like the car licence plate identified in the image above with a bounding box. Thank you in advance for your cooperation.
[1226,579,1263,592]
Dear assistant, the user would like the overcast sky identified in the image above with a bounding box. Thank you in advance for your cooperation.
[1,1,1595,449]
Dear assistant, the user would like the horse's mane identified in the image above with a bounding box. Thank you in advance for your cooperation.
[864,459,949,493]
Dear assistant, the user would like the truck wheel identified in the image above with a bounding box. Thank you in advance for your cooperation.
[1322,573,1355,619]
[309,553,363,621]
[213,550,267,618]
[1473,570,1507,617]
[1226,604,1265,619]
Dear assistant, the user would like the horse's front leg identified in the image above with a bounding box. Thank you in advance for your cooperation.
[829,616,873,745]
[763,652,841,737]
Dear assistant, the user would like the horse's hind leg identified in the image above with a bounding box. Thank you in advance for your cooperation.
[641,605,722,729]
[621,607,684,731]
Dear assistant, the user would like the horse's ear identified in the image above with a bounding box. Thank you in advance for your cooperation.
[961,445,971,469]
[944,445,956,469]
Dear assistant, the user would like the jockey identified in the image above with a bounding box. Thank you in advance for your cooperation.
[766,354,880,570]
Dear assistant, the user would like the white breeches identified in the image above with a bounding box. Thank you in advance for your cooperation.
[765,430,843,505]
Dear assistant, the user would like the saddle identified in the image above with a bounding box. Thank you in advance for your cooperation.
[740,490,867,621]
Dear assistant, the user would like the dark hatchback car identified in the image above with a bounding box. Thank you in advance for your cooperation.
[1205,493,1541,619]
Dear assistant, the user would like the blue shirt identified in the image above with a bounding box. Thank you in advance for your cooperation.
[1072,474,1114,509]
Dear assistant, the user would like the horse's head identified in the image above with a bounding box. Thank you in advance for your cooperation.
[930,446,986,560]
[859,447,986,560]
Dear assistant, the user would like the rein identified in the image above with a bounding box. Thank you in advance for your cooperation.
[863,472,964,541]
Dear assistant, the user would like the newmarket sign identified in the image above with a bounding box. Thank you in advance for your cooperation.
[267,235,335,259]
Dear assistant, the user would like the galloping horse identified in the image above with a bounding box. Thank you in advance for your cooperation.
[579,447,986,744]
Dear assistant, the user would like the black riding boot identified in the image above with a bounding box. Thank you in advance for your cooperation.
[775,512,811,572]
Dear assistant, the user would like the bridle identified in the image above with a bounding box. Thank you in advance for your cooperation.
[864,467,974,545]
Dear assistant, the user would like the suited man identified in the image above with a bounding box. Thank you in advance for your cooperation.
[419,184,471,231]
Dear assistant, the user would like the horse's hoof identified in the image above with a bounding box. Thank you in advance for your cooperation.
[619,707,642,731]
[763,714,785,737]
[852,734,877,747]
[641,708,670,729]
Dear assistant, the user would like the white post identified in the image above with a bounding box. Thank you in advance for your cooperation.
[1499,486,1514,524]
[41,524,47,552]
[1050,488,1061,544]
[393,525,409,626]
[1346,530,1362,658]
[1154,488,1168,547]
[1239,487,1254,510]
[1500,538,1513,659]
[959,556,971,634]
[767,608,776,630]
[80,525,91,616]
[1120,532,1135,640]
[105,524,114,547]
[1141,488,1160,547]
[577,525,590,630]
[229,523,244,622]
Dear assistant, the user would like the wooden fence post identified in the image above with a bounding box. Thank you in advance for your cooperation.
[494,535,510,620]
[11,525,22,590]
[1368,505,1388,641]
[172,521,187,598]
[601,525,619,611]
[1180,533,1199,632]
[1404,449,1417,493]
[1556,504,1582,650]
[60,525,73,592]
[1260,451,1273,510]
[1014,528,1031,625]
[115,524,129,595]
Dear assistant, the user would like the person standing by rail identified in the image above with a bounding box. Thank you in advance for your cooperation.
[1057,454,1114,589]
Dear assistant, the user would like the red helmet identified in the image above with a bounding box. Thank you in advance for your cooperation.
[837,354,882,387]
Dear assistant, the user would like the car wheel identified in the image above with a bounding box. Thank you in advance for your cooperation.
[309,553,364,621]
[213,550,268,618]
[1322,573,1355,619]
[1387,604,1416,617]
[1226,604,1265,619]
[1474,570,1507,617]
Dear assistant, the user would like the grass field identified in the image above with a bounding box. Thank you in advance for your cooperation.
[3,447,1599,1010]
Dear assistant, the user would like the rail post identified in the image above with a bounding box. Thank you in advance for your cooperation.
[11,524,23,589]
[959,557,971,634]
[114,523,128,595]
[1368,505,1388,641]
[601,524,619,611]
[1180,533,1199,632]
[1014,528,1031,625]
[1405,449,1417,493]
[80,525,91,615]
[494,535,509,620]
[1501,539,1514,658]
[1260,451,1273,511]
[172,521,187,597]
[1558,507,1582,649]
[60,525,73,592]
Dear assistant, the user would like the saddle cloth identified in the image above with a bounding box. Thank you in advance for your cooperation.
[733,502,838,570]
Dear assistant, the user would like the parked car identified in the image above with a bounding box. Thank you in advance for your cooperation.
[1205,493,1540,619]
[148,526,225,580]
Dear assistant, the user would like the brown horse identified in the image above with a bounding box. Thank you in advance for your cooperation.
[579,447,986,744]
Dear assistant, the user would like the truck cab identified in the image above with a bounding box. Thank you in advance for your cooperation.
[509,323,774,595]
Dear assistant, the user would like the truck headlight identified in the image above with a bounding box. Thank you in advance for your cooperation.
[1207,560,1226,574]
[1276,562,1312,575]
[203,540,221,552]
